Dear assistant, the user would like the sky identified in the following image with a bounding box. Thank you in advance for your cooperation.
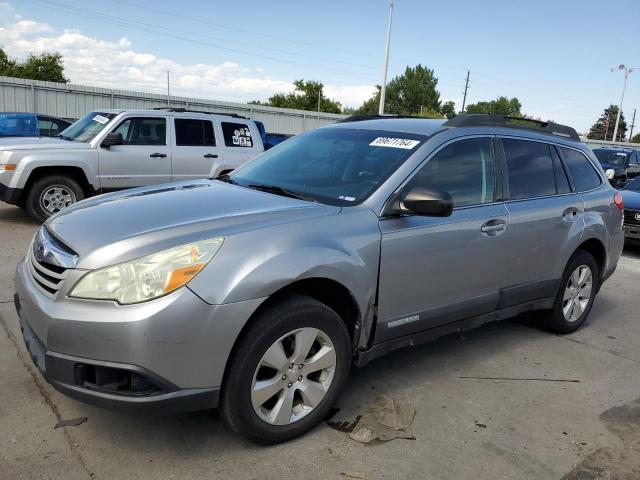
[0,0,639,134]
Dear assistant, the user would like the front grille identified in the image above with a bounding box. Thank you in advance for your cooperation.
[28,248,69,299]
[624,209,640,227]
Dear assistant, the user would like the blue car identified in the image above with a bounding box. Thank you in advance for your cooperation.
[622,176,640,244]
[0,112,71,138]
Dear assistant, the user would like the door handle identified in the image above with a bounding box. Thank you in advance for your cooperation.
[149,153,167,158]
[203,153,218,159]
[480,220,507,235]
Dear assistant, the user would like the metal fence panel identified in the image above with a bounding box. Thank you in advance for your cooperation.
[0,76,346,135]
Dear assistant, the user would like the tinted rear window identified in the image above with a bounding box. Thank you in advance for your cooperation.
[175,119,215,146]
[503,139,556,200]
[560,147,602,192]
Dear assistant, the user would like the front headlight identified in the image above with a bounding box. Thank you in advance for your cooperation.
[606,169,616,180]
[69,238,223,304]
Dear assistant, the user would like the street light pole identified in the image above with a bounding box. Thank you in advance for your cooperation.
[611,64,638,142]
[378,0,395,115]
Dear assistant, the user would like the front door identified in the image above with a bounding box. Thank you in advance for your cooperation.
[98,116,171,190]
[377,137,509,343]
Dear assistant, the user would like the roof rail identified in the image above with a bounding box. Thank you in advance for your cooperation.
[152,107,248,119]
[443,114,580,141]
[337,114,423,123]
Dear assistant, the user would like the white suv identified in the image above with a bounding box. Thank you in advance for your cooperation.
[0,108,265,222]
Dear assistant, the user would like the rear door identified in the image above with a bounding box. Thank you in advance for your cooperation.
[98,116,172,189]
[219,120,263,173]
[499,137,584,302]
[376,136,510,342]
[171,117,221,181]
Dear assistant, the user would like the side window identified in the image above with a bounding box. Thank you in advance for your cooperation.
[113,117,166,146]
[630,153,640,165]
[406,137,495,208]
[221,122,253,147]
[503,139,556,200]
[37,119,54,136]
[551,146,572,194]
[560,147,602,192]
[175,119,215,146]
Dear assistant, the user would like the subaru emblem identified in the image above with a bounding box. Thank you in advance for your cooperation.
[35,243,45,262]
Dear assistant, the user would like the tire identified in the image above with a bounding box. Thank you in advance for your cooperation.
[544,250,599,334]
[220,294,352,444]
[26,175,84,223]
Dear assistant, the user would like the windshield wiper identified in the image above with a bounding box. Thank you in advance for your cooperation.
[56,135,73,141]
[246,183,318,202]
[214,173,237,184]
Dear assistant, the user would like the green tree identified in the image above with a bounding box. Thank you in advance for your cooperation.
[356,64,442,116]
[440,100,456,119]
[0,48,68,83]
[587,105,627,141]
[631,133,640,144]
[465,96,522,116]
[250,79,341,114]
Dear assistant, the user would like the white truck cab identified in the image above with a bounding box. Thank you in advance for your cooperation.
[0,108,265,221]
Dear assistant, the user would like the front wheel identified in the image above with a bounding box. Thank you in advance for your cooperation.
[220,295,352,444]
[26,175,84,223]
[544,250,599,334]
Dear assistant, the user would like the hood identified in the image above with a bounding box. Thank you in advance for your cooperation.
[622,188,640,210]
[46,180,340,269]
[0,137,91,151]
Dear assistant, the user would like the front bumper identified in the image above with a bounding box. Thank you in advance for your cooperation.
[14,259,265,414]
[0,181,22,204]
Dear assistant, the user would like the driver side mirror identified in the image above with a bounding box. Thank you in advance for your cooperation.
[101,132,123,148]
[401,186,453,217]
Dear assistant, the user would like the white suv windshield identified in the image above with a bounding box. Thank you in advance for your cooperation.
[59,112,117,142]
[229,128,426,206]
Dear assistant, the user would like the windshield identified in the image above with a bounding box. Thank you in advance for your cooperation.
[0,113,39,137]
[593,149,629,168]
[59,112,117,142]
[625,177,640,191]
[229,128,426,206]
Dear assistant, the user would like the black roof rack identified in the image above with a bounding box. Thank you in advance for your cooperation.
[443,114,580,141]
[153,107,248,119]
[337,114,427,123]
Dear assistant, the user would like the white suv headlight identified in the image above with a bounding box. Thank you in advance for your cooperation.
[69,238,223,304]
[605,169,616,180]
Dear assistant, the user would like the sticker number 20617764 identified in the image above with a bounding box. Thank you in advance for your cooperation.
[369,137,420,149]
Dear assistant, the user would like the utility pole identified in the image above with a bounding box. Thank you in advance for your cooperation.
[461,70,470,114]
[378,0,395,115]
[629,108,637,142]
[317,88,321,124]
[611,65,638,142]
[166,70,170,106]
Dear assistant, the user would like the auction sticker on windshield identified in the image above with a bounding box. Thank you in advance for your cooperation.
[369,137,420,149]
[93,115,110,124]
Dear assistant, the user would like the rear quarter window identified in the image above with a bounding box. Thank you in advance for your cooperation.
[560,147,602,192]
[222,122,253,147]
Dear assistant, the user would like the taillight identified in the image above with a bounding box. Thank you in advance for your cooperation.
[614,192,624,211]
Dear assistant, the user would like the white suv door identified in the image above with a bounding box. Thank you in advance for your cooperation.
[98,116,172,189]
[171,117,222,181]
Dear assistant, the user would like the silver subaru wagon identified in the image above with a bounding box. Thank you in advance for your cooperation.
[14,115,624,443]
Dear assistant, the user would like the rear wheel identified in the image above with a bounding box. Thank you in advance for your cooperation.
[26,175,84,223]
[220,295,352,444]
[544,250,599,334]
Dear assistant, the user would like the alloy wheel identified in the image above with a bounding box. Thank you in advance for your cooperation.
[40,185,76,214]
[562,265,593,323]
[251,327,336,426]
